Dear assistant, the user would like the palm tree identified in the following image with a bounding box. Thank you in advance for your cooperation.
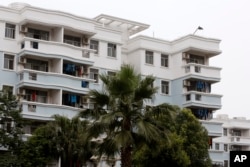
[51,115,93,167]
[79,64,168,167]
[23,115,93,167]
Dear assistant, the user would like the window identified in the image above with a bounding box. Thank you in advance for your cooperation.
[223,128,227,136]
[27,28,49,41]
[30,41,39,49]
[107,71,116,77]
[0,118,12,133]
[188,54,205,65]
[145,51,153,64]
[161,54,169,67]
[90,40,99,54]
[107,43,116,57]
[25,90,47,103]
[224,144,228,152]
[90,68,99,83]
[195,94,202,101]
[81,81,89,88]
[224,160,228,167]
[4,54,14,70]
[29,73,37,80]
[233,130,241,136]
[64,35,80,47]
[5,23,15,39]
[2,85,13,95]
[28,104,36,112]
[25,59,48,72]
[215,143,220,150]
[161,81,169,95]
[195,66,201,73]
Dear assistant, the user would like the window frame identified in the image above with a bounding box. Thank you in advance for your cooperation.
[5,23,16,39]
[161,54,169,67]
[27,28,49,41]
[224,144,228,152]
[90,40,99,54]
[107,43,117,57]
[215,143,220,150]
[161,80,169,95]
[2,85,14,95]
[223,128,227,136]
[90,68,99,83]
[63,35,81,47]
[4,54,14,70]
[145,51,154,65]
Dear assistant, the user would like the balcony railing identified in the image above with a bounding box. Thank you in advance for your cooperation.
[17,70,94,91]
[24,94,47,103]
[20,38,95,62]
[183,91,222,109]
[24,63,48,72]
[183,63,221,81]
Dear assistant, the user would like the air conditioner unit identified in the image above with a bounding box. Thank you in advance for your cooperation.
[183,80,191,86]
[18,57,27,64]
[182,53,190,59]
[19,25,28,33]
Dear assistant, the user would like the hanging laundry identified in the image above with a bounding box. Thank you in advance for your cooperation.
[32,91,36,101]
[71,95,77,103]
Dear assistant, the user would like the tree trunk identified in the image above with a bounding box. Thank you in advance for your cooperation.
[121,146,132,167]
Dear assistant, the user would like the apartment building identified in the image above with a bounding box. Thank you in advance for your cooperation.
[205,114,250,167]
[0,2,222,166]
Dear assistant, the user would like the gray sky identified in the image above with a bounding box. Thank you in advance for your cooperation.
[1,0,250,119]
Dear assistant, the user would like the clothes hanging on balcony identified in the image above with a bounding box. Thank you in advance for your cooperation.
[195,108,212,120]
[77,66,84,76]
[196,81,211,93]
[63,93,80,107]
[71,95,77,103]
[32,91,36,101]
[63,64,76,75]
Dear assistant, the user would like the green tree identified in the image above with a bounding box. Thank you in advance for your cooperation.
[133,133,190,167]
[79,64,167,167]
[175,109,212,167]
[133,107,211,167]
[20,115,93,167]
[19,124,57,167]
[0,91,24,167]
[133,105,190,167]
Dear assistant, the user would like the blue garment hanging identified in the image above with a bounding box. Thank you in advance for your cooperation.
[71,95,77,103]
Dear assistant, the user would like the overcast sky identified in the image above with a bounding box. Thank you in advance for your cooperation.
[1,0,250,119]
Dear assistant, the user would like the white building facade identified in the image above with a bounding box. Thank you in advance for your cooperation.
[0,2,223,166]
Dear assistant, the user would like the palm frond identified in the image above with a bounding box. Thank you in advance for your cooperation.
[89,90,109,107]
[135,118,161,142]
[135,75,158,101]
[98,138,120,158]
[113,130,133,147]
[87,121,108,138]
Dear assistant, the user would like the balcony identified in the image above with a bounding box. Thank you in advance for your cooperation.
[230,136,250,146]
[17,70,94,91]
[21,102,81,120]
[20,37,95,62]
[183,91,222,109]
[183,63,221,82]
